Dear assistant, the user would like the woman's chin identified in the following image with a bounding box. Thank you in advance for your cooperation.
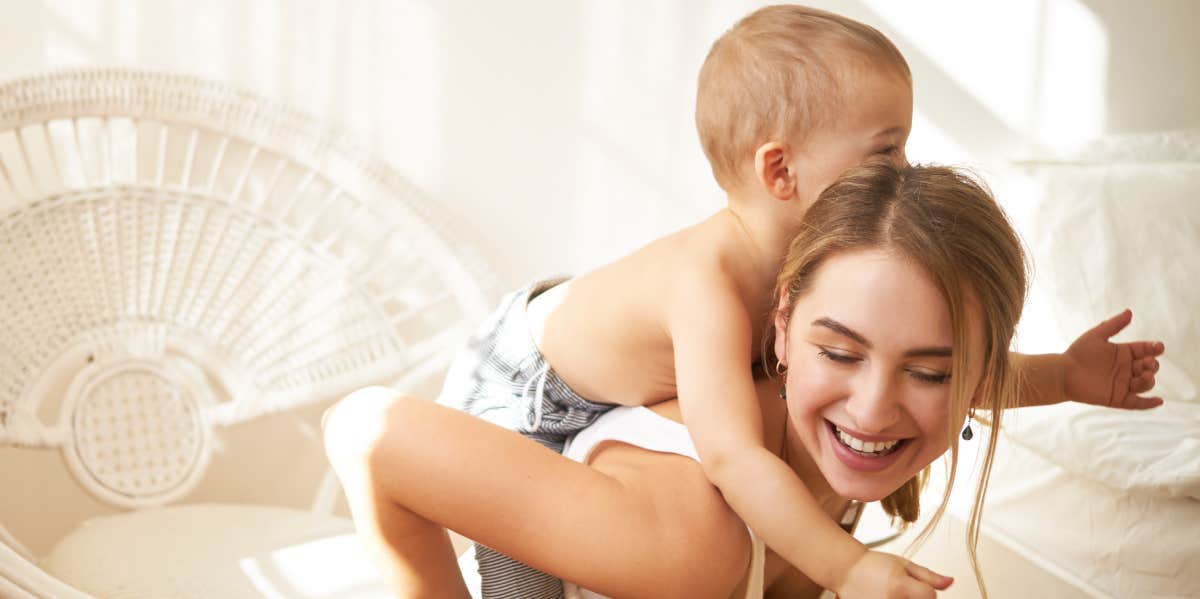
[827,478,894,503]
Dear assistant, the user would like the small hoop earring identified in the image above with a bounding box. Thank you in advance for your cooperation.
[961,410,975,441]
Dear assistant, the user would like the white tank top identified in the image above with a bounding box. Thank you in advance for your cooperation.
[561,406,766,599]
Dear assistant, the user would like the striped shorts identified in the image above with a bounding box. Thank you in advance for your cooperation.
[437,277,615,599]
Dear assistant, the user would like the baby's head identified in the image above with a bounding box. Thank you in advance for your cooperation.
[697,5,912,208]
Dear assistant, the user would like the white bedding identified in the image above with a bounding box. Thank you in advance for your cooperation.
[979,131,1200,597]
[1001,401,1200,500]
[975,433,1200,598]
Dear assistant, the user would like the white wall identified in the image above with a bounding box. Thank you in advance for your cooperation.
[4,0,1194,290]
[1,0,1197,558]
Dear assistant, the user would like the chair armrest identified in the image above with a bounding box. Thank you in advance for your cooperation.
[0,536,95,599]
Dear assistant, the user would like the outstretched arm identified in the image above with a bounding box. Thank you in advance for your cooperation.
[1013,309,1165,409]
[668,270,950,597]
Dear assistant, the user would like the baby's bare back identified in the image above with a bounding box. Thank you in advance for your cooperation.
[530,211,774,407]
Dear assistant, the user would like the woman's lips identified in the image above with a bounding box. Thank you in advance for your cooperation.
[825,420,909,473]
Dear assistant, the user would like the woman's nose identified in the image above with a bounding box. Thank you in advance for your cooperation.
[845,373,901,434]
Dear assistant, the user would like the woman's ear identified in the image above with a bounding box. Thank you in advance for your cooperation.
[967,375,989,409]
[754,141,796,201]
[773,290,791,368]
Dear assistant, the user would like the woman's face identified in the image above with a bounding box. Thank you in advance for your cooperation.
[773,248,985,502]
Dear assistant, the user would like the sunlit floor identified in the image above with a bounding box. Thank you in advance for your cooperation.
[879,512,1096,599]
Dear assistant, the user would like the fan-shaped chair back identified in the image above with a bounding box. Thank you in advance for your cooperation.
[0,69,493,509]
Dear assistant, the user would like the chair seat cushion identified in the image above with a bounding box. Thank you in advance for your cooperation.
[41,503,391,598]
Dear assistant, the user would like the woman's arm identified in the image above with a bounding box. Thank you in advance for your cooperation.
[323,387,753,599]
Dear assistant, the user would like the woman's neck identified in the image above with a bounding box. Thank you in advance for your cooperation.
[758,376,848,512]
[781,417,847,514]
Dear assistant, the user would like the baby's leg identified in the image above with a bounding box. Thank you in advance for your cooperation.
[324,390,471,598]
[323,386,749,599]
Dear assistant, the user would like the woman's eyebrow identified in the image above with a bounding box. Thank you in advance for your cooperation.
[812,317,870,347]
[812,317,952,357]
[903,346,952,358]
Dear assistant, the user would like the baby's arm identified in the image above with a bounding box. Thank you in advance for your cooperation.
[1013,309,1165,409]
[668,269,949,596]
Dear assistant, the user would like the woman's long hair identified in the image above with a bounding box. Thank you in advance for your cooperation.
[766,160,1029,597]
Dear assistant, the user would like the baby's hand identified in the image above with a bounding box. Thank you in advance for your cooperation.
[835,550,953,599]
[1064,309,1166,410]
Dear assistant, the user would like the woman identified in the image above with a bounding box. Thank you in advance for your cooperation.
[323,162,1163,599]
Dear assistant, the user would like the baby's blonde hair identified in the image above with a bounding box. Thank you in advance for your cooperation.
[696,4,910,192]
[770,160,1029,598]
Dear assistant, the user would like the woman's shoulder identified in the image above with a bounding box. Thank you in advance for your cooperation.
[643,374,787,456]
[582,413,755,596]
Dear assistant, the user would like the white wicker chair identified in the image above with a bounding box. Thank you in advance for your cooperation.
[0,69,494,598]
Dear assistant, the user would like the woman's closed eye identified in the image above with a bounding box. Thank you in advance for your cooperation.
[817,348,859,364]
[908,369,951,384]
[819,348,951,384]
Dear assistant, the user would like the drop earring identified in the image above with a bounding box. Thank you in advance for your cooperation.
[777,361,787,400]
[961,410,974,441]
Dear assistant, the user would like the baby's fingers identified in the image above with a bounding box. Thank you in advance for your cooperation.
[1130,340,1166,359]
[893,579,937,599]
[1088,308,1133,340]
[904,561,953,591]
[1133,356,1159,377]
[1130,370,1158,394]
[1122,393,1163,410]
[1124,363,1163,409]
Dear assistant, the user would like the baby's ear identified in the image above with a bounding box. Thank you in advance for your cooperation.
[754,141,796,201]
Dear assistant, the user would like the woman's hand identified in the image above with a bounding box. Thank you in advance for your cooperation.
[836,550,953,599]
[1064,309,1166,409]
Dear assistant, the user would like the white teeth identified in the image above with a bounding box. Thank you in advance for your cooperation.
[835,425,900,455]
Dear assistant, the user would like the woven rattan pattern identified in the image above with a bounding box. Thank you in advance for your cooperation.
[71,365,203,499]
[0,69,495,508]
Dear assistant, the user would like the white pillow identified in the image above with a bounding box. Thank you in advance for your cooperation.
[1002,401,1200,500]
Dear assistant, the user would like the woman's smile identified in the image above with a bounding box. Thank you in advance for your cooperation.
[825,419,911,472]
